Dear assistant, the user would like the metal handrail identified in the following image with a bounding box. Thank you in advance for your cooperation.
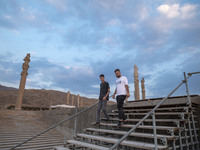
[10,101,99,150]
[109,73,193,150]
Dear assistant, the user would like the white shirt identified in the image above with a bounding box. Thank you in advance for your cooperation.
[116,76,128,96]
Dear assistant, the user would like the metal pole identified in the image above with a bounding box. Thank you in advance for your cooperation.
[74,105,78,137]
[175,121,183,150]
[152,112,158,150]
[63,136,66,147]
[184,122,189,150]
[109,76,190,150]
[188,72,200,76]
[184,72,191,106]
[184,72,199,150]
[190,111,199,150]
[187,115,194,150]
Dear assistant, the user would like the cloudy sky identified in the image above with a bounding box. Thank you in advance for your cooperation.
[0,0,200,100]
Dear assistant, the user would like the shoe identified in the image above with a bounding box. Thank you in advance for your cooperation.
[106,118,110,121]
[123,120,127,124]
[94,122,100,125]
[117,121,122,127]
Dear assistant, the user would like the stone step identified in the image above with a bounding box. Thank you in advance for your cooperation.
[0,139,63,149]
[114,106,193,113]
[66,140,109,150]
[77,133,168,149]
[85,128,177,140]
[0,134,62,139]
[108,112,189,116]
[98,122,180,131]
[0,138,63,146]
[0,141,63,150]
[53,146,71,150]
[0,133,61,137]
[102,118,188,123]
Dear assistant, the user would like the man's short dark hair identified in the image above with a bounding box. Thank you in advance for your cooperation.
[100,74,104,77]
[114,69,120,73]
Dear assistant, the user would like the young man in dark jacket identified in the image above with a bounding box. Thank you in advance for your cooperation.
[95,74,110,125]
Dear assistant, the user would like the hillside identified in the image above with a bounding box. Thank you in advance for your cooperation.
[0,85,115,109]
[0,84,17,91]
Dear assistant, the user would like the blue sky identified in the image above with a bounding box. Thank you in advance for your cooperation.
[0,0,200,100]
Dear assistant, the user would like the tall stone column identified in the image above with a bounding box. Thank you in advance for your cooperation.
[80,98,83,107]
[71,95,74,106]
[67,91,70,105]
[15,53,31,110]
[77,94,80,107]
[141,78,146,100]
[134,65,140,100]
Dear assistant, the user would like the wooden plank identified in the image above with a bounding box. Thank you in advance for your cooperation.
[102,118,187,123]
[66,140,109,150]
[113,106,194,113]
[108,112,188,116]
[99,123,180,131]
[77,134,168,149]
[53,146,70,150]
[86,128,176,140]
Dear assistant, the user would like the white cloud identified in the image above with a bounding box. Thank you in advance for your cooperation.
[18,7,25,12]
[91,84,99,89]
[100,36,115,43]
[180,4,197,19]
[126,23,137,31]
[64,65,94,76]
[107,19,121,26]
[12,29,19,35]
[157,3,197,19]
[3,15,12,20]
[158,4,180,18]
[139,7,149,20]
[45,0,68,11]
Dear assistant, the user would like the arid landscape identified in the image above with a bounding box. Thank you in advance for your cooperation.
[0,84,115,110]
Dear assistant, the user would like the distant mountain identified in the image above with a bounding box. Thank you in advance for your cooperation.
[0,84,18,91]
[0,85,115,109]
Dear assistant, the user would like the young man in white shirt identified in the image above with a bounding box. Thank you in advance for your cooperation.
[112,69,130,127]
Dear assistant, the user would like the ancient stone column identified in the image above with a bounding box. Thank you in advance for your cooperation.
[134,65,140,100]
[77,94,80,107]
[80,98,83,107]
[15,53,31,110]
[141,78,146,100]
[71,94,74,106]
[49,93,52,110]
[67,91,70,105]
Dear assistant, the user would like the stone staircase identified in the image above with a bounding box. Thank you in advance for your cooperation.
[0,110,64,150]
[55,97,200,150]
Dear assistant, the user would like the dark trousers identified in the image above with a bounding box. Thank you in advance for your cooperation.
[96,99,109,122]
[116,95,126,120]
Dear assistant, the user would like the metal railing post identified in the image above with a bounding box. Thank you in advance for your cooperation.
[187,115,194,150]
[152,112,158,150]
[74,105,78,137]
[63,136,66,147]
[175,121,183,150]
[184,72,199,150]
